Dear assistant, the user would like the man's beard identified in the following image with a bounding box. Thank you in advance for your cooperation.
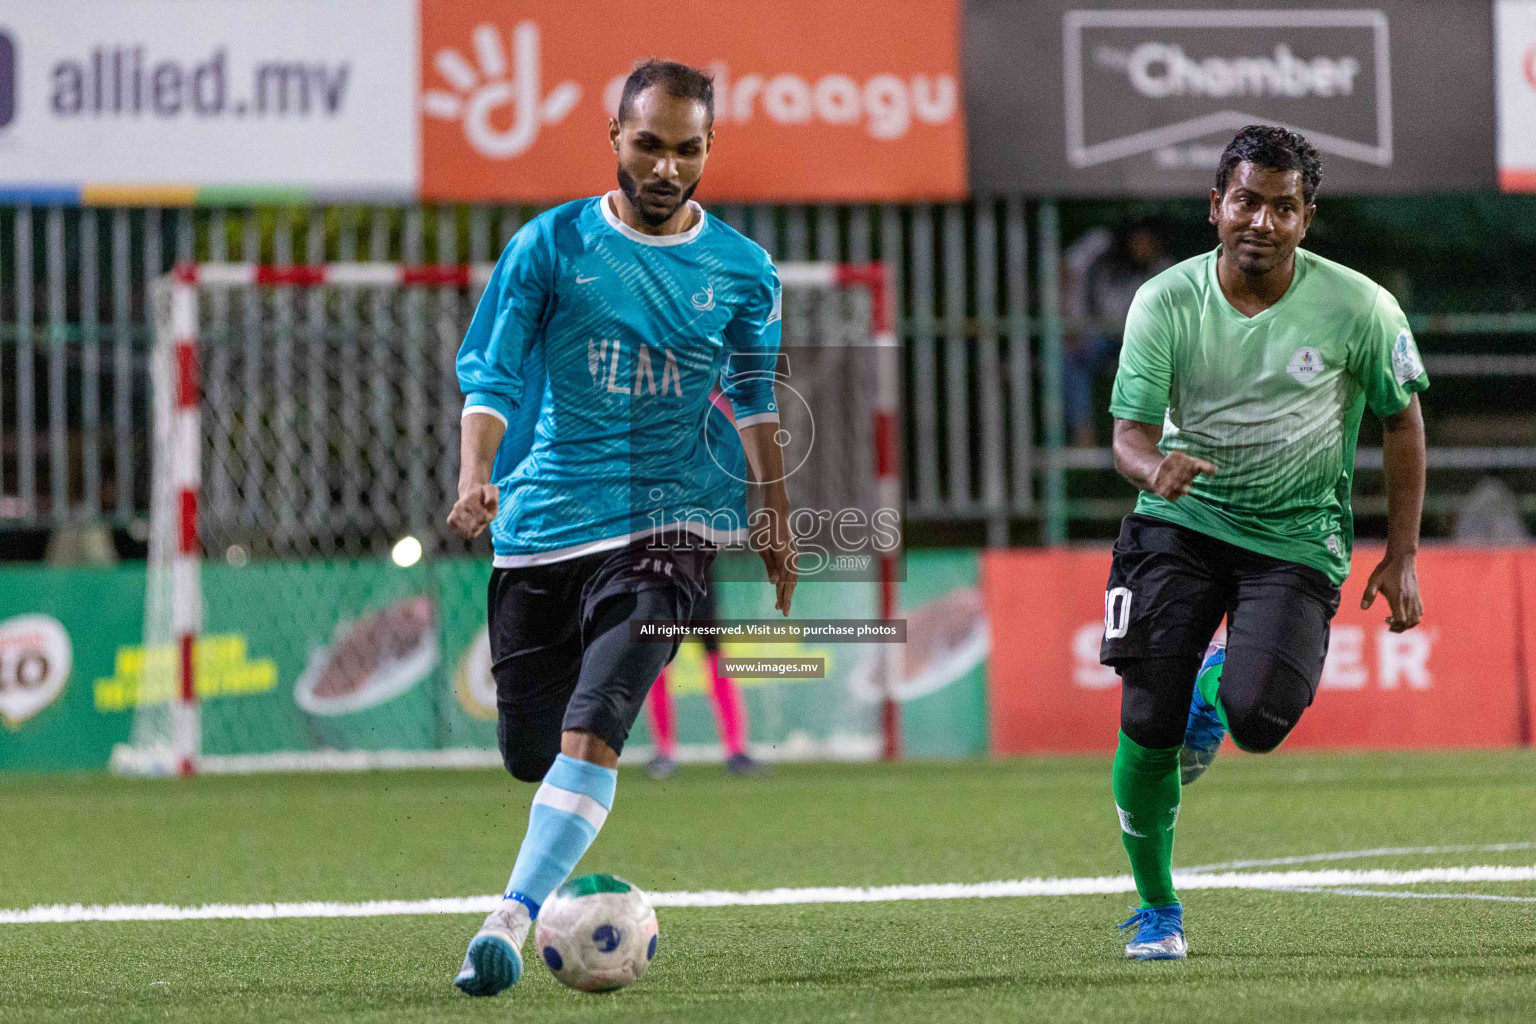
[617,167,698,227]
[1222,227,1293,276]
[1232,242,1291,276]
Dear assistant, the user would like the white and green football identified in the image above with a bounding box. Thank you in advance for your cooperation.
[535,874,659,993]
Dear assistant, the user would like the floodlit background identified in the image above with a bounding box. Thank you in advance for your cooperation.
[2,4,1536,1022]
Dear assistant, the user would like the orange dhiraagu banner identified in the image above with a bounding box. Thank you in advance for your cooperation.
[417,1,966,202]
[984,547,1531,755]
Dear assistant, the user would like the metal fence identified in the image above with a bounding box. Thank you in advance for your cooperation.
[3,201,1535,549]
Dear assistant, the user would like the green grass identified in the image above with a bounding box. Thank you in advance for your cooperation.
[4,751,1536,1023]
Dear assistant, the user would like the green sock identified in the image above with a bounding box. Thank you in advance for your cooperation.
[1196,655,1229,729]
[1112,730,1181,908]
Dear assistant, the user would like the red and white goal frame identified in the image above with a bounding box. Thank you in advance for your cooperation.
[153,260,901,775]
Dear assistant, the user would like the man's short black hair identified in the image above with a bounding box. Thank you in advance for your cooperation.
[617,59,714,128]
[1216,125,1323,205]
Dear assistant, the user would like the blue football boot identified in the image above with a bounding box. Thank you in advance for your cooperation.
[1180,643,1226,786]
[1118,903,1188,960]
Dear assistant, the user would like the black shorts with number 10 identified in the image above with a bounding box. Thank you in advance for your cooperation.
[1099,514,1342,685]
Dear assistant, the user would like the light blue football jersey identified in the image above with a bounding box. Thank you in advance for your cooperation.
[457,192,782,565]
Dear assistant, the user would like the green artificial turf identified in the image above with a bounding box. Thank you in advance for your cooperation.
[3,751,1536,1023]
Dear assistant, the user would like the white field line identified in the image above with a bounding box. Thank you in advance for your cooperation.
[1182,842,1536,873]
[1279,886,1536,904]
[5,864,1536,925]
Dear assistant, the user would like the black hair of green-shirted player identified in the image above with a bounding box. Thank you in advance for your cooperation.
[1216,125,1324,205]
[617,59,714,129]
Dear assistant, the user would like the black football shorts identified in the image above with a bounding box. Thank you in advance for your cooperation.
[487,532,713,777]
[1099,514,1341,687]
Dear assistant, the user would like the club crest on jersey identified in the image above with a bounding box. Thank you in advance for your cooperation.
[1391,329,1424,385]
[690,282,716,312]
[1287,346,1325,384]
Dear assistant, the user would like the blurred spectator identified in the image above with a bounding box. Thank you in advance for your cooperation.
[1452,477,1530,544]
[45,522,119,566]
[1063,217,1174,447]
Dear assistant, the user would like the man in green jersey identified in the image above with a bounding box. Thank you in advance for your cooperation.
[1100,125,1428,960]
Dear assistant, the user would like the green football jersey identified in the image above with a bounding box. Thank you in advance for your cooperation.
[1110,246,1428,584]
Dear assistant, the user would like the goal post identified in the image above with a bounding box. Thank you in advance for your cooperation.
[777,261,903,761]
[119,260,901,776]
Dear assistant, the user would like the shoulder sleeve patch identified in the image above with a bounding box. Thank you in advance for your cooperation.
[1391,329,1424,385]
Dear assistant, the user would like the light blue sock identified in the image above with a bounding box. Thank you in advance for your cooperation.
[504,754,618,917]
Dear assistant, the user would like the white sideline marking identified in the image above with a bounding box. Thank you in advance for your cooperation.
[5,864,1536,925]
[0,896,500,925]
[1282,886,1536,904]
[1183,842,1536,873]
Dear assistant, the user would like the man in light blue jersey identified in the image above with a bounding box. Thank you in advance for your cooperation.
[446,59,796,997]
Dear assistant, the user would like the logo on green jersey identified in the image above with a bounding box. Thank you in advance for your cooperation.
[1287,346,1325,384]
[1392,330,1424,385]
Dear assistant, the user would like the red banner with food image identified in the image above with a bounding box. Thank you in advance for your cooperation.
[983,546,1533,755]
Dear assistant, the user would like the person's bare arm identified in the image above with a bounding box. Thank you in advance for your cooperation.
[1361,395,1425,632]
[446,412,505,540]
[738,422,796,615]
[1112,418,1217,500]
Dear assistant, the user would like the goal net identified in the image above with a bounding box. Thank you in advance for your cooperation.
[117,261,900,775]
